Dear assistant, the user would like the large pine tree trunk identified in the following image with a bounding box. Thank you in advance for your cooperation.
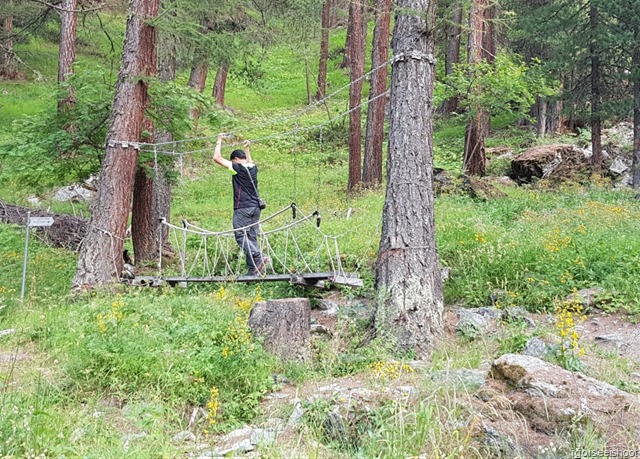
[131,16,175,263]
[633,29,640,188]
[0,10,16,80]
[212,62,229,106]
[188,63,208,119]
[439,1,463,114]
[375,0,443,354]
[462,0,487,176]
[58,0,78,111]
[362,0,391,186]
[589,1,602,174]
[347,0,365,192]
[73,0,158,288]
[316,0,331,100]
[341,3,354,69]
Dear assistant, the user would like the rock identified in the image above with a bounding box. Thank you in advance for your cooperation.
[491,354,640,442]
[172,430,196,443]
[482,425,519,457]
[441,266,451,281]
[212,439,254,456]
[565,287,605,308]
[431,369,488,389]
[316,299,339,315]
[468,307,502,320]
[501,307,536,327]
[322,409,348,444]
[0,329,16,338]
[84,174,99,191]
[460,175,508,201]
[521,337,548,358]
[310,324,332,337]
[248,298,311,361]
[54,184,95,202]
[609,156,630,175]
[250,428,276,446]
[497,176,517,187]
[456,310,489,337]
[26,196,41,206]
[511,144,590,183]
[288,403,304,426]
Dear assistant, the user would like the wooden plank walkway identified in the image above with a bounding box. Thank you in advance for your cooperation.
[126,272,363,288]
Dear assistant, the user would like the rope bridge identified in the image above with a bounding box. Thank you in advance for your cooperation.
[131,204,362,288]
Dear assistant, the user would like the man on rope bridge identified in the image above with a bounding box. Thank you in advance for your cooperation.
[213,133,270,276]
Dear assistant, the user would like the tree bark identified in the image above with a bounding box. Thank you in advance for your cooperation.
[248,298,311,362]
[73,0,159,288]
[633,28,640,188]
[316,0,331,100]
[362,0,391,186]
[462,0,487,176]
[58,0,78,112]
[589,1,602,174]
[188,63,208,119]
[131,13,175,263]
[439,1,463,114]
[375,0,443,354]
[0,200,88,251]
[341,2,354,68]
[536,96,547,138]
[347,0,365,192]
[212,62,229,106]
[0,10,16,80]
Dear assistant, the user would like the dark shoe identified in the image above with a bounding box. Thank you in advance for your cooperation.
[254,256,270,274]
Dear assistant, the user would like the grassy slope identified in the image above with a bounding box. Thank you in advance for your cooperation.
[1,13,640,458]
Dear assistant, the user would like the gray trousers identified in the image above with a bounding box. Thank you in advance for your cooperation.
[233,206,263,274]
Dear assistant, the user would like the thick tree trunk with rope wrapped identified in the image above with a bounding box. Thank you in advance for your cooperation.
[362,0,391,187]
[347,0,365,192]
[58,0,78,112]
[73,0,158,288]
[375,0,443,354]
[131,23,174,264]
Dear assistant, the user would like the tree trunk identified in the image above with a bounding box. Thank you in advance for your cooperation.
[362,0,391,186]
[212,62,229,105]
[462,0,487,176]
[248,298,311,362]
[188,63,208,119]
[0,11,16,80]
[73,0,158,288]
[481,1,496,136]
[589,1,602,174]
[439,1,463,114]
[347,0,365,192]
[131,16,175,263]
[375,0,443,354]
[341,2,354,68]
[0,200,88,251]
[316,0,331,100]
[536,97,547,138]
[633,29,640,188]
[58,0,78,112]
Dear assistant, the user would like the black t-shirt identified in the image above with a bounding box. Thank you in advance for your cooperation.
[231,163,260,209]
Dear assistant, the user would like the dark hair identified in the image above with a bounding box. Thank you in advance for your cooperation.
[230,149,246,160]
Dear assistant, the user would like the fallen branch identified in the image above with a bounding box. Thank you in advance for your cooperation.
[0,200,88,251]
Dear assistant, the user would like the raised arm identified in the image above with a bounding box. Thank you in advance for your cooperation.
[243,139,253,163]
[213,133,232,169]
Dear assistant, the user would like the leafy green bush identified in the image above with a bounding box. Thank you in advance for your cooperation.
[60,287,275,425]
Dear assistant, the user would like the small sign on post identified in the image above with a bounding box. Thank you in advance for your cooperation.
[29,216,54,227]
[21,213,55,301]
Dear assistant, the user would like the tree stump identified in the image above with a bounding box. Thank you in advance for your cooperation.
[248,298,311,362]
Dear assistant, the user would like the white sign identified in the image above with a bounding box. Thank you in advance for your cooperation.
[29,217,54,227]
